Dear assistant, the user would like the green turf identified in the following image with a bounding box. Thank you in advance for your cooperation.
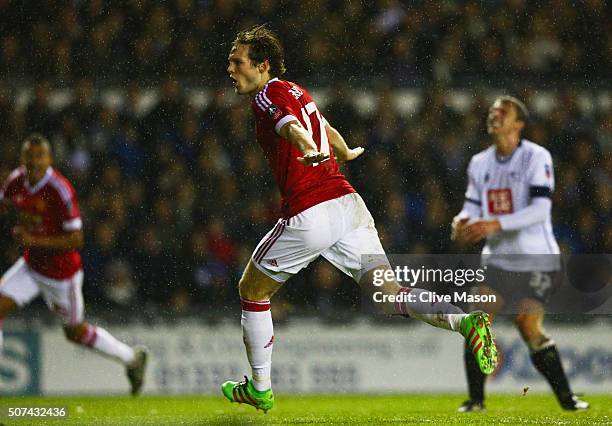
[0,394,610,425]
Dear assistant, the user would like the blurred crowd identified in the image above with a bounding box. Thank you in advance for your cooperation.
[0,0,609,320]
[0,0,610,86]
[0,80,609,320]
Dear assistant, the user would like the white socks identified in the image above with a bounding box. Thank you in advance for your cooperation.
[395,287,465,332]
[80,325,135,365]
[241,298,273,391]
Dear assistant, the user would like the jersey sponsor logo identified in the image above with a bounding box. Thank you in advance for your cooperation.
[267,104,283,120]
[288,86,303,99]
[267,259,278,267]
[487,188,513,214]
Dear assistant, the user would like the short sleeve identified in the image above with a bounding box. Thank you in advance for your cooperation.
[255,83,301,135]
[51,179,82,231]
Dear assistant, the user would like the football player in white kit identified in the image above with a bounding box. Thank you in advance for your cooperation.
[452,96,589,411]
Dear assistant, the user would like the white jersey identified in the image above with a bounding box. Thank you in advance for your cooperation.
[464,139,560,271]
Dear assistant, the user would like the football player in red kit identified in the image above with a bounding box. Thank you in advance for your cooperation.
[0,134,147,395]
[221,25,497,412]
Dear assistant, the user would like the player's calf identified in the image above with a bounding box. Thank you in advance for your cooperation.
[63,322,135,365]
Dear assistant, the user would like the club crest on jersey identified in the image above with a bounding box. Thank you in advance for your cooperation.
[267,104,282,120]
[288,86,303,99]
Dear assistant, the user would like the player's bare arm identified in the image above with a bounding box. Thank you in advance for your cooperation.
[12,227,84,250]
[325,123,364,162]
[279,121,330,166]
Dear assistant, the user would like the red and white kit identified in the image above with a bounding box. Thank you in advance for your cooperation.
[250,78,385,282]
[0,166,84,325]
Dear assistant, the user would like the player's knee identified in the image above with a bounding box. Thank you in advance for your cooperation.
[238,261,282,301]
[239,277,269,301]
[238,275,252,298]
[514,313,532,329]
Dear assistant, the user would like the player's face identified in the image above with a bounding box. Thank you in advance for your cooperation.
[487,100,523,136]
[22,143,52,183]
[227,44,266,96]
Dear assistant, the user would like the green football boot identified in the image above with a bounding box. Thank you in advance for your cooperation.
[222,376,274,413]
[461,311,498,375]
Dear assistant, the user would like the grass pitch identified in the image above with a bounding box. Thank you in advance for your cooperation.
[1,394,610,425]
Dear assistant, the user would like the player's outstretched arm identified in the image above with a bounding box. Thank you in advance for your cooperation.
[279,121,330,166]
[325,123,364,162]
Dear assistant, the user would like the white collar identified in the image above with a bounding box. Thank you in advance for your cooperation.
[256,78,279,96]
[25,167,53,194]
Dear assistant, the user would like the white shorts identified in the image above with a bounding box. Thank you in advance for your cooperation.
[0,257,84,325]
[252,193,387,283]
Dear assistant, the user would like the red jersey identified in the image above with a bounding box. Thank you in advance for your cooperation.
[0,167,82,279]
[251,78,355,217]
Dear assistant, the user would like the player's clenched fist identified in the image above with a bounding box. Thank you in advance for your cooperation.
[451,215,470,242]
[463,219,501,243]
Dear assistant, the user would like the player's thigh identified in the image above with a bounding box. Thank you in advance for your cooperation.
[250,206,336,285]
[37,269,85,326]
[0,257,40,308]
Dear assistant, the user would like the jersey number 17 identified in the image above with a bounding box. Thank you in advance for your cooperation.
[300,102,329,166]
